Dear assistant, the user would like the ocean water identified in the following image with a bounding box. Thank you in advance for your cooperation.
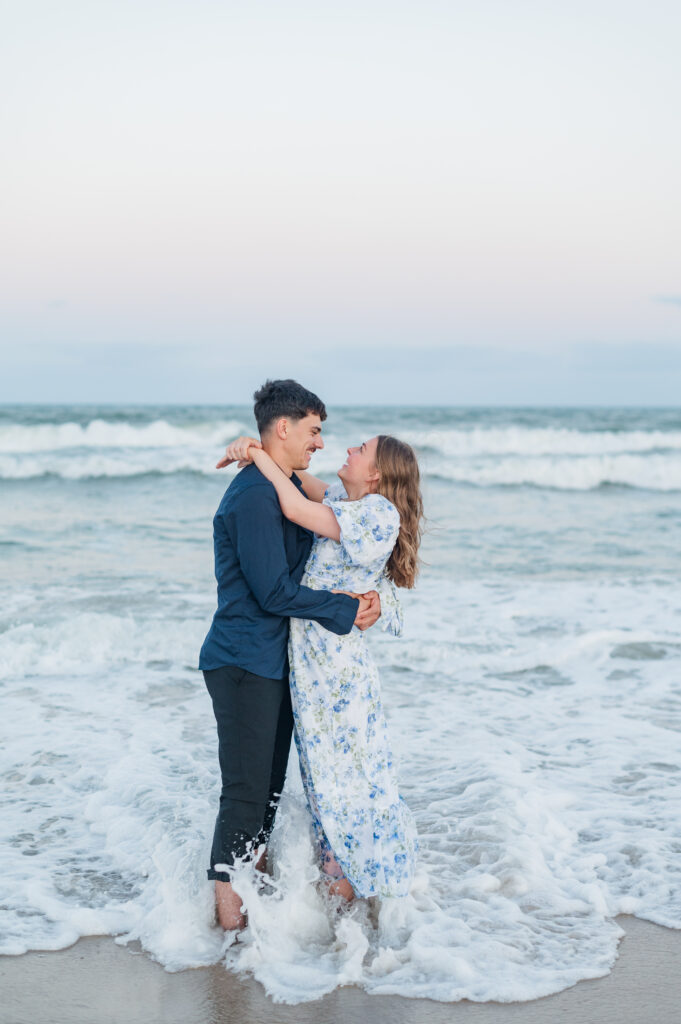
[1,404,680,1003]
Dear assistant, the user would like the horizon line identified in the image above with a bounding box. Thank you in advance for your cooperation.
[0,400,679,411]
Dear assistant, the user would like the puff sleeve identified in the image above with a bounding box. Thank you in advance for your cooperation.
[325,492,400,568]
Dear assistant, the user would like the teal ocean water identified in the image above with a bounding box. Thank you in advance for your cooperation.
[1,405,679,1001]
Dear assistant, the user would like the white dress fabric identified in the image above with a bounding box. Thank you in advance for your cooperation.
[288,480,417,898]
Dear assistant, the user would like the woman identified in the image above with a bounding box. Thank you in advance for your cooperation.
[232,434,423,900]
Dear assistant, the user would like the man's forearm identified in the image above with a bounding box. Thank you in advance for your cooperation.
[256,575,359,635]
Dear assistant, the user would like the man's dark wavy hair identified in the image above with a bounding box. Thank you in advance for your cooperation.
[253,379,327,435]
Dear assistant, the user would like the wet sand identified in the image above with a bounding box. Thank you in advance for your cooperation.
[0,916,678,1024]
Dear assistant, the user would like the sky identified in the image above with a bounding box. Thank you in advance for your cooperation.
[1,0,680,405]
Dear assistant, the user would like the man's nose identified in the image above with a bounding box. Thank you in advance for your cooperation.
[316,436,324,449]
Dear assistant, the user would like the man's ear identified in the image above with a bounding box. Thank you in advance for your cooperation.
[274,417,288,440]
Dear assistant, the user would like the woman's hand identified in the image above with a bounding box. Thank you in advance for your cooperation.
[216,436,262,469]
[334,590,382,631]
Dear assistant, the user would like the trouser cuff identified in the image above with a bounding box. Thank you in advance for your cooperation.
[207,866,232,883]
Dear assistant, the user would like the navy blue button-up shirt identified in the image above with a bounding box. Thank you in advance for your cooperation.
[199,463,358,679]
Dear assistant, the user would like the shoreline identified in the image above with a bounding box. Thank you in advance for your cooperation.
[1,916,679,1024]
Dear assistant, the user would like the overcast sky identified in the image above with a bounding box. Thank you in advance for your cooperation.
[1,0,680,404]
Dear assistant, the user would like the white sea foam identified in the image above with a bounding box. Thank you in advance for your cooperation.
[428,452,681,490]
[406,426,681,457]
[5,420,681,458]
[1,578,679,1001]
[0,450,217,480]
[2,419,681,489]
[0,419,247,453]
[2,405,679,1000]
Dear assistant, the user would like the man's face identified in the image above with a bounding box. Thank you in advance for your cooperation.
[284,413,324,470]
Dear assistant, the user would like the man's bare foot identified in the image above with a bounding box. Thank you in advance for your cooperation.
[215,880,246,931]
[328,876,356,903]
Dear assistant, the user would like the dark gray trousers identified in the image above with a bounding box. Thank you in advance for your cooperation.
[203,665,293,882]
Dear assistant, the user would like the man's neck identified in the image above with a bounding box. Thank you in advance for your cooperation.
[261,440,295,478]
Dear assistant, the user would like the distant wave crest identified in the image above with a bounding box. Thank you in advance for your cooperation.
[1,418,680,490]
[0,417,248,453]
[405,426,681,457]
[429,453,681,491]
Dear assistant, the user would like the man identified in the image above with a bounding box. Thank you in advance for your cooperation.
[199,379,381,930]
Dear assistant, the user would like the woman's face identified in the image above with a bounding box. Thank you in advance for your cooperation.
[338,436,380,492]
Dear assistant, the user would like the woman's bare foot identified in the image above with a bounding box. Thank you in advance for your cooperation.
[254,847,269,875]
[328,876,356,903]
[215,880,246,931]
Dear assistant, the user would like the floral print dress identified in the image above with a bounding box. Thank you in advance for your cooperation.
[288,481,417,898]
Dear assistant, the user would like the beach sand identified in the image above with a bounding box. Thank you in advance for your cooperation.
[0,916,678,1024]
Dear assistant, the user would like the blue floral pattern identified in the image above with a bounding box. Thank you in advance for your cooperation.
[289,480,417,898]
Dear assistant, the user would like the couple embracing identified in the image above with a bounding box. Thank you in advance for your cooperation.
[199,379,424,930]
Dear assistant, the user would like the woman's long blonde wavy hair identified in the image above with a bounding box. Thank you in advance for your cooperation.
[374,435,424,588]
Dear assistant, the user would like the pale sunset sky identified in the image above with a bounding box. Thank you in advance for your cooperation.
[1,1,679,404]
